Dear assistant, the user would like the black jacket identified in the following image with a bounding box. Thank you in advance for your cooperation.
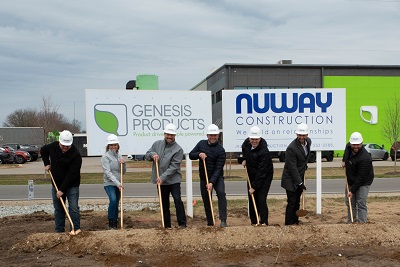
[40,141,82,192]
[189,140,226,184]
[239,138,273,190]
[281,137,311,192]
[344,143,374,193]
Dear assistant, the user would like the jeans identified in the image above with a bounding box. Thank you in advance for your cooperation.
[52,186,80,232]
[159,183,186,228]
[200,178,227,225]
[285,187,302,225]
[104,185,121,221]
[345,185,370,223]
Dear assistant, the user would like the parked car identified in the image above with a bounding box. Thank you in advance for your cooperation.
[390,141,400,161]
[363,143,388,160]
[1,146,31,164]
[1,143,40,161]
[0,147,15,164]
[127,154,146,161]
[270,150,335,163]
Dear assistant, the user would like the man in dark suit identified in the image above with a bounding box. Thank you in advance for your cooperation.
[281,123,311,225]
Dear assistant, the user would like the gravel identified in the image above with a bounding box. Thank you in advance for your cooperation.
[0,200,158,218]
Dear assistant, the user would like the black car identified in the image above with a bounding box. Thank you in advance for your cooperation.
[1,143,40,162]
[0,147,15,164]
[270,150,335,163]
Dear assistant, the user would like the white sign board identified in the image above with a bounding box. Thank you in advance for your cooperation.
[222,89,346,152]
[86,90,212,156]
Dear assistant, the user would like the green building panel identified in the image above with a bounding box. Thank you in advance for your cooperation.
[324,76,400,153]
[136,74,159,90]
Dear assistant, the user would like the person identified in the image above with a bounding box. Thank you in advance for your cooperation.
[238,126,274,226]
[40,130,82,233]
[281,123,311,225]
[189,124,228,227]
[101,134,126,230]
[145,123,187,228]
[342,132,374,223]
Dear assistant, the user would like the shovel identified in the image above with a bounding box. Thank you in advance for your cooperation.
[203,159,216,226]
[155,160,165,228]
[345,175,354,223]
[246,174,260,225]
[296,175,308,217]
[120,162,124,229]
[48,170,78,235]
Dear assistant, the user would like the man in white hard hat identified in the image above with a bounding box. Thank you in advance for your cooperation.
[281,123,311,225]
[146,123,187,228]
[101,134,126,229]
[238,126,274,226]
[189,124,228,227]
[342,132,374,223]
[40,130,82,233]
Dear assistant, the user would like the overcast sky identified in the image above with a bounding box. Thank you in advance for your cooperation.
[1,0,400,130]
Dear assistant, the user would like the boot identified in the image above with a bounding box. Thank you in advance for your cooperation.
[108,219,114,230]
[113,220,118,229]
[220,220,227,228]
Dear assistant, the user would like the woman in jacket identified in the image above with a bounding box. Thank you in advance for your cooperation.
[101,134,126,229]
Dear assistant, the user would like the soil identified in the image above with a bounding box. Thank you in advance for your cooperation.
[1,196,400,267]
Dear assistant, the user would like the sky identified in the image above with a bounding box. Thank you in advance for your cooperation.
[1,0,400,130]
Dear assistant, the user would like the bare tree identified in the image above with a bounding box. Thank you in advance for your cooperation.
[3,108,40,127]
[2,95,82,136]
[381,95,400,172]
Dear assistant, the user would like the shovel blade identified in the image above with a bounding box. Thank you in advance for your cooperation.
[296,209,309,217]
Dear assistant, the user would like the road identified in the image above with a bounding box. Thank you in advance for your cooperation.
[1,157,400,200]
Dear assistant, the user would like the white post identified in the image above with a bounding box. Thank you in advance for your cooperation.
[185,154,193,218]
[316,151,322,214]
[28,179,34,200]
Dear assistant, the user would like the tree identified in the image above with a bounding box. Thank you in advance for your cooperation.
[2,96,82,137]
[381,94,400,172]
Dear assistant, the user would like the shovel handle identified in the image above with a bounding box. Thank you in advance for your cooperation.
[48,170,75,234]
[345,176,354,223]
[155,160,165,228]
[120,162,124,229]
[203,159,215,226]
[247,176,260,225]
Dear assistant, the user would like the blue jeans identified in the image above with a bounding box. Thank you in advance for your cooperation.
[52,186,80,232]
[104,185,121,221]
[159,183,186,228]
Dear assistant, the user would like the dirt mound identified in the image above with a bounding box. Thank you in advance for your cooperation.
[2,197,400,266]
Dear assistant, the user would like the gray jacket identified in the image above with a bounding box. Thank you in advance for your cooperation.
[281,137,312,192]
[101,150,126,187]
[146,139,184,185]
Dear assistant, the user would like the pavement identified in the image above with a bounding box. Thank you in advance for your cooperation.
[1,157,400,200]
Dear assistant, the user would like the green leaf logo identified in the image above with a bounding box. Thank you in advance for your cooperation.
[94,108,119,135]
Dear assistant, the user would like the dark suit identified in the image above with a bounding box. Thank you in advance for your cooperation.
[281,137,311,225]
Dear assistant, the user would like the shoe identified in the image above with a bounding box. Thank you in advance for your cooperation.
[220,220,227,227]
[207,222,214,226]
[179,225,187,229]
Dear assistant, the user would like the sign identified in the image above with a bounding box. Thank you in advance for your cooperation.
[222,89,346,152]
[86,90,212,155]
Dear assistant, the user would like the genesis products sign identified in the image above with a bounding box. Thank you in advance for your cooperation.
[222,89,346,152]
[86,90,212,156]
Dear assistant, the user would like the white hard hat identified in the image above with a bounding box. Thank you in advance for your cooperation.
[59,130,73,146]
[349,132,363,144]
[207,124,220,135]
[248,126,262,139]
[164,123,177,135]
[295,123,309,135]
[107,134,119,145]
